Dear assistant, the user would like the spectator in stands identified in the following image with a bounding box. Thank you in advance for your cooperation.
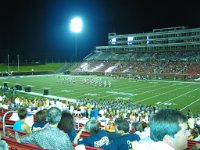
[191,143,200,150]
[90,107,98,119]
[191,126,200,141]
[0,134,9,150]
[133,109,190,150]
[8,96,16,110]
[133,122,150,139]
[73,119,109,148]
[104,119,140,150]
[18,107,74,150]
[13,107,31,133]
[58,110,76,142]
[106,118,121,141]
[105,120,115,132]
[79,104,86,117]
[188,114,195,129]
[87,105,92,118]
[31,110,47,132]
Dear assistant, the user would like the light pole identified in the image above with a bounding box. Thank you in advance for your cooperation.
[70,17,82,62]
[17,54,19,72]
[8,54,10,72]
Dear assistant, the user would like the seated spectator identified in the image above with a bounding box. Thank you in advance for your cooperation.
[191,126,200,141]
[134,122,150,139]
[133,109,190,150]
[13,107,31,133]
[105,120,115,132]
[58,110,76,142]
[191,143,200,150]
[73,119,109,148]
[90,106,98,119]
[104,119,140,150]
[0,134,9,150]
[106,118,122,141]
[18,107,74,150]
[31,110,47,132]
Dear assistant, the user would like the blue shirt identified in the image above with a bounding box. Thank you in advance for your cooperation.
[104,133,140,150]
[78,130,109,148]
[68,128,76,142]
[13,120,27,132]
[107,132,121,141]
[31,122,47,132]
[90,109,99,119]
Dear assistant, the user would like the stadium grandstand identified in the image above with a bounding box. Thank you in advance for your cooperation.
[72,26,200,80]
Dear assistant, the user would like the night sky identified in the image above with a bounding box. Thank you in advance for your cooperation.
[1,0,200,63]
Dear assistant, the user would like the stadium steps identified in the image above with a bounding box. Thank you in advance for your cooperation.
[186,64,200,76]
[55,62,74,73]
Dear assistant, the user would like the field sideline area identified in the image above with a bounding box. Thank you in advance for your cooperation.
[0,74,200,115]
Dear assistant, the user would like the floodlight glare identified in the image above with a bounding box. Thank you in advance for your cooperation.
[111,37,116,45]
[128,36,133,45]
[70,17,82,33]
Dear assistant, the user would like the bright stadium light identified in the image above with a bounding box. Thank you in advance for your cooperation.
[70,17,83,61]
[111,37,116,45]
[70,17,82,33]
[128,36,133,45]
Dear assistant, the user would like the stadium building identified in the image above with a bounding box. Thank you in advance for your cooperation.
[73,26,200,80]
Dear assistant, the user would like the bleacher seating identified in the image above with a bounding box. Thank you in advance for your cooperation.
[0,108,15,129]
[186,64,200,77]
[77,130,91,138]
[2,103,199,150]
[1,136,44,150]
[185,140,200,150]
[83,146,102,150]
[0,108,102,150]
[4,127,28,138]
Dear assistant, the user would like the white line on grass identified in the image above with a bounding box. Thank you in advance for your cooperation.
[135,84,192,103]
[180,97,200,111]
[163,87,200,103]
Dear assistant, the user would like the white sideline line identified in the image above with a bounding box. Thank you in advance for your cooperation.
[16,90,76,103]
[181,98,200,111]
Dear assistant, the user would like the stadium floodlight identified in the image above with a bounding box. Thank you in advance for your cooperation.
[70,17,82,33]
[128,36,133,45]
[70,17,83,61]
[147,36,150,44]
[111,37,116,45]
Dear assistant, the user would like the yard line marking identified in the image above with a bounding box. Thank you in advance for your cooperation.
[180,97,200,111]
[135,84,175,95]
[135,84,192,103]
[164,87,200,103]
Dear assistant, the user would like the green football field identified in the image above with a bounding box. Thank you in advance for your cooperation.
[1,74,200,115]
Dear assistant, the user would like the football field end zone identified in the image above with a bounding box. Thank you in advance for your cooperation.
[16,90,77,103]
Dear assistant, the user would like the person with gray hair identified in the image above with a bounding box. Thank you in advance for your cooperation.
[19,107,74,150]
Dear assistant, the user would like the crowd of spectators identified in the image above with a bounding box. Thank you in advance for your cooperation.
[0,92,200,149]
[77,51,200,78]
